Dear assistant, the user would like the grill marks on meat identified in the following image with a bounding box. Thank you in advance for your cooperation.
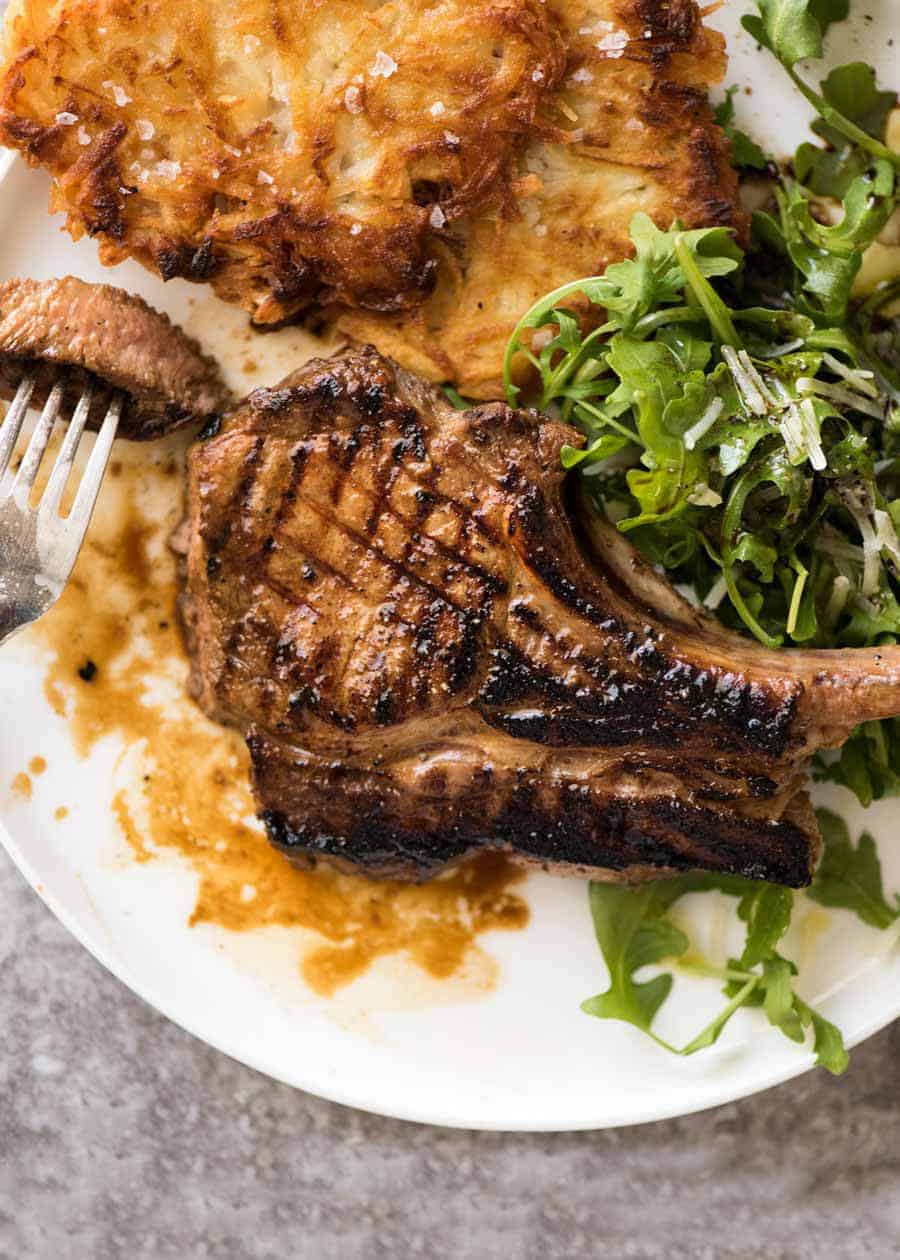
[190,361,509,734]
[182,348,900,886]
[0,277,230,439]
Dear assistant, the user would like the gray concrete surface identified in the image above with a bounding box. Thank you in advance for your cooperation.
[2,848,899,1260]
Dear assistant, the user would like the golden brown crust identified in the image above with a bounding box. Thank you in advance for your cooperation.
[337,0,743,396]
[0,0,740,398]
[0,0,564,320]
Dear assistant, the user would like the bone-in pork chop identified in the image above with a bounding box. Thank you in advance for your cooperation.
[181,348,900,886]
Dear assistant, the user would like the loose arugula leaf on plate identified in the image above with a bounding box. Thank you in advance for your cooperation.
[580,805,897,1072]
[743,1,900,169]
[797,63,897,198]
[809,808,900,928]
[581,882,688,1042]
[796,997,851,1073]
[582,871,851,1072]
[816,63,896,142]
[808,0,850,31]
[742,0,832,66]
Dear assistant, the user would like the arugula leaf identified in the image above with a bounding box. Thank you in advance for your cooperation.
[560,432,628,469]
[731,533,778,582]
[678,973,760,1054]
[809,0,850,32]
[816,63,897,142]
[798,63,897,198]
[737,883,794,967]
[581,882,688,1040]
[715,88,769,171]
[795,996,850,1073]
[808,808,900,928]
[743,2,900,170]
[674,236,742,346]
[604,215,742,332]
[581,808,898,1071]
[773,164,896,322]
[582,871,851,1072]
[503,215,741,404]
[816,719,900,805]
[442,385,471,410]
[761,956,806,1042]
[742,0,828,66]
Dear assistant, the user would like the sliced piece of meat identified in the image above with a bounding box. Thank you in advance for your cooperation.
[0,277,230,439]
[181,347,900,887]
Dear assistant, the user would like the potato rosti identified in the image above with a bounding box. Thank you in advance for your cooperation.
[337,0,742,396]
[0,0,564,321]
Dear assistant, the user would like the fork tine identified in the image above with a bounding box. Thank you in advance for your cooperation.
[0,372,36,482]
[38,382,94,519]
[64,392,122,543]
[8,378,65,503]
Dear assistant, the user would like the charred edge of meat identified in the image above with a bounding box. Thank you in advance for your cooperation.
[476,638,798,756]
[259,793,814,889]
[517,489,800,757]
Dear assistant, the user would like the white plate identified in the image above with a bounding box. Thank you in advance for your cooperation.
[1,3,899,1131]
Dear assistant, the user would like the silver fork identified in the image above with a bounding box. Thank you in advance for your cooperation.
[0,371,122,646]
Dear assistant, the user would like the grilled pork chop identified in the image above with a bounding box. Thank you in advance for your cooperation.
[181,348,900,887]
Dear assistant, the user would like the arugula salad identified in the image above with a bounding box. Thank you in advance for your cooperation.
[503,0,900,1072]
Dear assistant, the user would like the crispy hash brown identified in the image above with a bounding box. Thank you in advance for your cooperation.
[338,0,742,396]
[0,0,564,321]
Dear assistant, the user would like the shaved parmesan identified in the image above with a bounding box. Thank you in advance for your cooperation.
[683,396,724,451]
[703,575,728,610]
